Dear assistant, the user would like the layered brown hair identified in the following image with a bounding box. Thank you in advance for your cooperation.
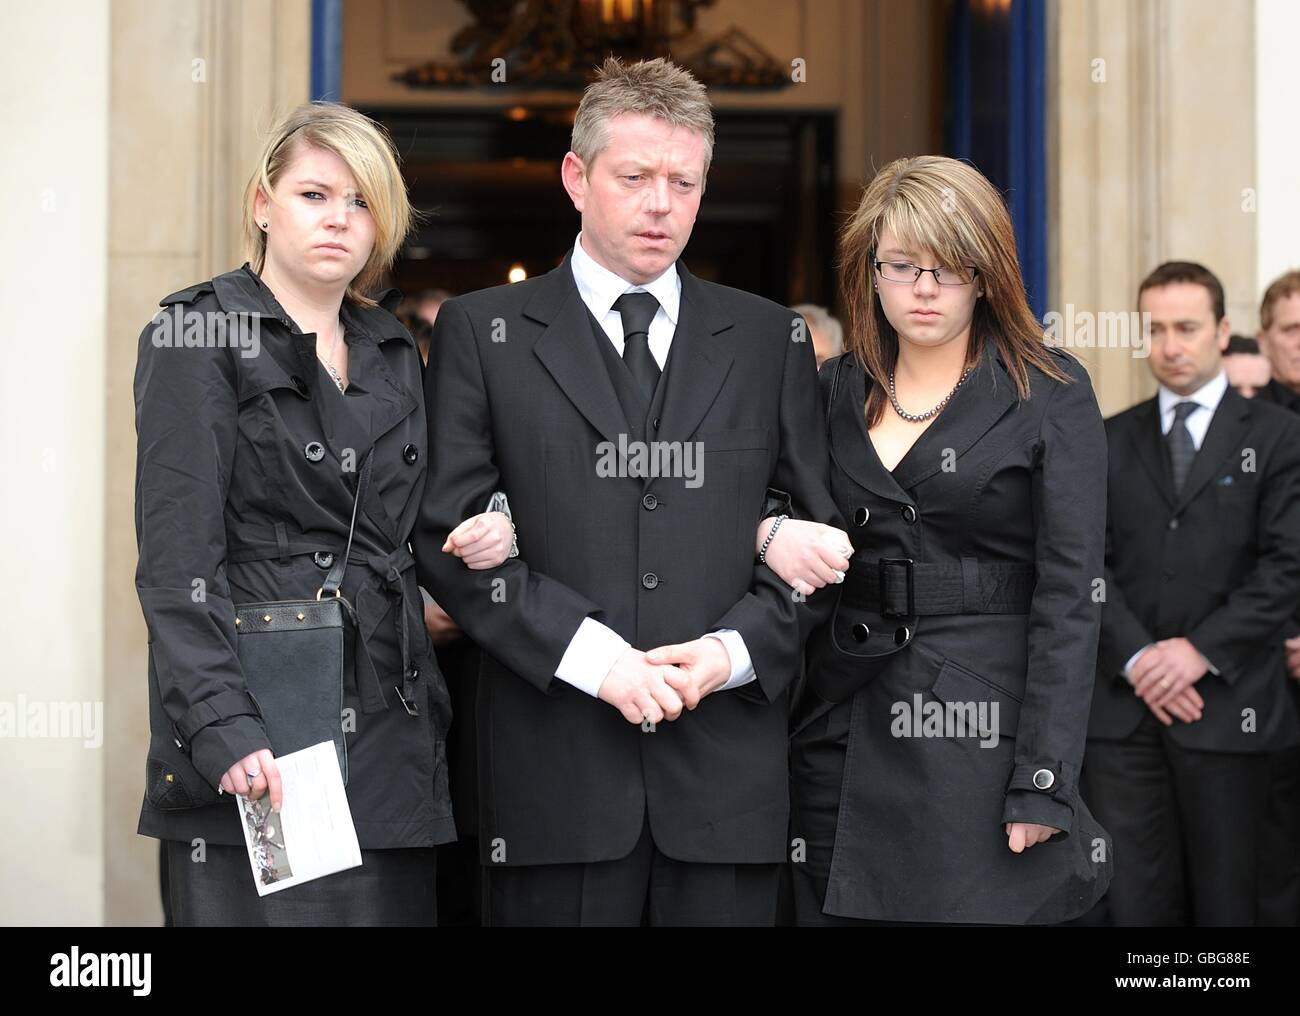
[839,156,1069,425]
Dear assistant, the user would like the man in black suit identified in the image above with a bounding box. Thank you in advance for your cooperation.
[1254,270,1300,925]
[1086,261,1300,925]
[414,57,843,925]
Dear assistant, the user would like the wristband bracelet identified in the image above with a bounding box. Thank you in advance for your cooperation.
[758,514,788,565]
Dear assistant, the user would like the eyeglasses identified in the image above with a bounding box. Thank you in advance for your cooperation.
[872,257,978,287]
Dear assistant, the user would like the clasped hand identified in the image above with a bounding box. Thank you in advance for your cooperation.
[598,639,733,724]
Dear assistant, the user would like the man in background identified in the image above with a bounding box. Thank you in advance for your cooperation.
[790,303,844,369]
[1086,261,1300,925]
[1222,334,1271,398]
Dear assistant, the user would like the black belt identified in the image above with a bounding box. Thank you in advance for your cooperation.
[842,558,1035,617]
[225,530,421,716]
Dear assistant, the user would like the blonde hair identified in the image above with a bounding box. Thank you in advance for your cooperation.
[571,57,715,175]
[241,101,417,307]
[839,156,1068,425]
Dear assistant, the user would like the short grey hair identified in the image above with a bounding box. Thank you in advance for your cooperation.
[571,57,715,175]
[792,304,844,356]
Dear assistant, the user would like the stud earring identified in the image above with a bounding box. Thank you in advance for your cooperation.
[261,221,268,230]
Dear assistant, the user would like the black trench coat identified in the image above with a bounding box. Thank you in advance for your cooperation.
[791,346,1113,924]
[133,263,454,849]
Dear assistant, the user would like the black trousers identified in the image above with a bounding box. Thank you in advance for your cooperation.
[163,839,438,927]
[481,809,781,926]
[1084,713,1269,926]
[1258,744,1300,926]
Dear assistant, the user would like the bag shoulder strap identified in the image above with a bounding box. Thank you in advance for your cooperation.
[319,448,373,598]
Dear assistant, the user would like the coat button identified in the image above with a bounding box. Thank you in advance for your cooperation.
[641,572,659,590]
[304,441,326,463]
[901,504,918,524]
[402,443,419,465]
[853,506,870,527]
[289,374,310,397]
[851,623,870,642]
[313,551,334,569]
[1168,518,1179,530]
[894,626,910,646]
[642,493,659,511]
[1033,768,1055,790]
[652,417,661,430]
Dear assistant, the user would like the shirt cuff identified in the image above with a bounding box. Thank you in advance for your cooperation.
[1122,643,1154,685]
[555,617,629,697]
[706,629,756,690]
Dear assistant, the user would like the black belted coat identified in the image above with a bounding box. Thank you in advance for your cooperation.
[791,346,1113,924]
[133,263,455,849]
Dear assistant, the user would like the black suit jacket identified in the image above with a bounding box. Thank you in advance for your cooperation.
[1091,386,1300,752]
[415,252,840,865]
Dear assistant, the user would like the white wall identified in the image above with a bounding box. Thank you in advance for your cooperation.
[0,0,110,924]
[1255,0,1300,316]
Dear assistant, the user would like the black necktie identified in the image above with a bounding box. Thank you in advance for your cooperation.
[613,291,662,403]
[1167,400,1198,493]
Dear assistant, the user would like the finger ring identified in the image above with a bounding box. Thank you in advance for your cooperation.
[246,769,261,780]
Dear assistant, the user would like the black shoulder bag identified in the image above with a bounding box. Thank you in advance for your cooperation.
[144,451,371,810]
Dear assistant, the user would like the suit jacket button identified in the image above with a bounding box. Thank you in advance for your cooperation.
[901,504,918,524]
[642,493,659,510]
[641,572,659,590]
[1168,517,1179,530]
[402,443,419,464]
[853,506,870,526]
[304,441,326,463]
[290,374,310,397]
[851,623,870,642]
[313,551,335,569]
[1033,768,1055,790]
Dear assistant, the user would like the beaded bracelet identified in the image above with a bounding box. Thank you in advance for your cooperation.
[758,514,788,565]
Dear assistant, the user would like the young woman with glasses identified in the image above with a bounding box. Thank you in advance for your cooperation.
[759,155,1113,924]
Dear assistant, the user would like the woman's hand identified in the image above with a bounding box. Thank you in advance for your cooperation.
[220,748,282,810]
[441,511,514,569]
[423,597,462,645]
[757,518,852,597]
[1005,822,1060,852]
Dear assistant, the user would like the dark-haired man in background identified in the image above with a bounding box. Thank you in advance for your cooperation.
[1086,261,1300,925]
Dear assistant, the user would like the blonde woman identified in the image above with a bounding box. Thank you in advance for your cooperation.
[764,156,1113,924]
[133,102,512,925]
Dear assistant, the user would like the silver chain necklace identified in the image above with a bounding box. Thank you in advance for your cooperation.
[318,320,346,393]
[888,365,971,422]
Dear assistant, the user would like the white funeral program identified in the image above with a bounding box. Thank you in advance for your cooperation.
[236,740,362,896]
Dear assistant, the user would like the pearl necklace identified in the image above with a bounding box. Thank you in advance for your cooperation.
[888,365,971,422]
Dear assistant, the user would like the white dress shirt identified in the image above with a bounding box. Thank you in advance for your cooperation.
[1156,368,1228,450]
[552,233,756,697]
[1122,369,1228,682]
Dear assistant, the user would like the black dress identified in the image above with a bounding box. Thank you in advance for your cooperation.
[791,348,1113,925]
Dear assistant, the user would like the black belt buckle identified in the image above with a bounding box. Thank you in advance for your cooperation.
[878,557,915,618]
